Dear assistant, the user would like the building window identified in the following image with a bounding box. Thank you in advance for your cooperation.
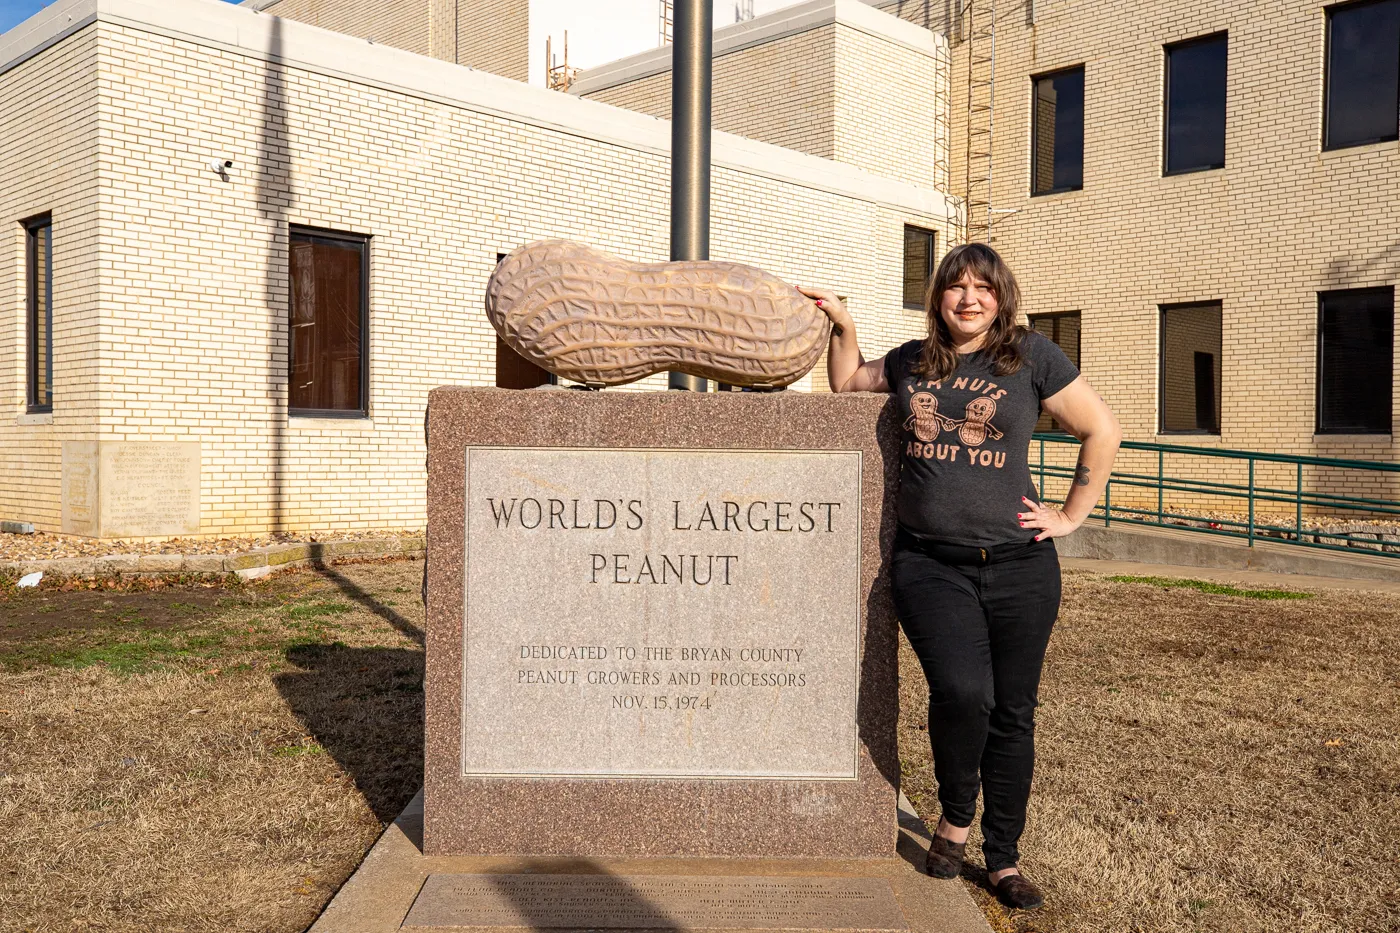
[1159,302,1222,434]
[902,225,937,310]
[1325,0,1400,150]
[1031,66,1084,195]
[493,251,554,388]
[1318,287,1393,433]
[25,214,53,413]
[289,227,368,415]
[1164,33,1228,174]
[1030,311,1081,432]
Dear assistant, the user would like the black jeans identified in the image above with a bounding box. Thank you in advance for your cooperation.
[891,529,1061,873]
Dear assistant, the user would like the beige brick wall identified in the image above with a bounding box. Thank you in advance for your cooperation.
[880,0,1399,510]
[458,0,528,81]
[583,27,840,162]
[0,30,102,532]
[1,14,948,536]
[832,21,948,191]
[252,0,527,79]
[579,17,949,191]
[256,0,434,56]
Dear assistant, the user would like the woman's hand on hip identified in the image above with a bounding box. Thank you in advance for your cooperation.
[1018,496,1079,541]
[796,285,851,331]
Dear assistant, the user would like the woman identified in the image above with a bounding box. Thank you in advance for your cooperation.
[799,244,1120,910]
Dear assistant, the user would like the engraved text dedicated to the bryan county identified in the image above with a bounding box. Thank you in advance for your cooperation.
[461,447,863,780]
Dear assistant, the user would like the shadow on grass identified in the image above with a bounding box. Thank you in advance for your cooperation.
[274,641,424,822]
[318,564,425,646]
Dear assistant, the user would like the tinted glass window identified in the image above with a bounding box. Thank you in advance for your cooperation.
[1318,287,1393,433]
[289,229,367,413]
[1325,0,1400,149]
[26,216,52,412]
[1165,34,1228,173]
[1031,312,1081,432]
[1160,303,1222,433]
[1032,67,1084,195]
[902,225,936,309]
[494,253,554,388]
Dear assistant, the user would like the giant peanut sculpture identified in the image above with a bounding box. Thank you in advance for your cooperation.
[485,240,830,388]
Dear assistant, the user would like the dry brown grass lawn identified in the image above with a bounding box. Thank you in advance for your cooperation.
[2,561,1397,932]
[899,571,1400,933]
[0,560,425,933]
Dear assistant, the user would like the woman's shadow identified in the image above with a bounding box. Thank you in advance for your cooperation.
[273,640,424,823]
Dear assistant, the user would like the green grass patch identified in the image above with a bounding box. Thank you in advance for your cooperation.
[269,741,326,758]
[1106,575,1312,600]
[0,630,232,675]
[283,600,352,621]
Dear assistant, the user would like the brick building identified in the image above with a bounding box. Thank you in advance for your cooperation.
[4,0,1397,538]
[0,0,952,537]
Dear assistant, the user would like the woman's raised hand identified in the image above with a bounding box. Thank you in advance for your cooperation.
[1018,496,1079,541]
[796,285,850,331]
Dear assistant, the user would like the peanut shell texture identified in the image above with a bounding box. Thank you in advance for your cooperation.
[485,240,830,388]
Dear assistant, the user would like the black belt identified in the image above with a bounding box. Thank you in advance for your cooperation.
[896,526,1043,566]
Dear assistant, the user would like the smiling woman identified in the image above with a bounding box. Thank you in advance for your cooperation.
[799,243,1122,911]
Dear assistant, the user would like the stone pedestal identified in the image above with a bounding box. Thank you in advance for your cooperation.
[424,388,903,858]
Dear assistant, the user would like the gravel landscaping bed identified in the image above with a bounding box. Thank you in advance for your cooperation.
[0,531,426,581]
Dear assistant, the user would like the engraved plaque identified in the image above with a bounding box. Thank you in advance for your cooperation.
[61,441,98,536]
[462,447,861,780]
[100,442,200,537]
[403,874,909,931]
[60,441,200,537]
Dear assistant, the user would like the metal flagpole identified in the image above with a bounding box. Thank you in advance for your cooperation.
[667,0,711,392]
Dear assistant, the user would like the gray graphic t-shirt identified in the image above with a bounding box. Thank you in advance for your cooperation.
[883,330,1080,547]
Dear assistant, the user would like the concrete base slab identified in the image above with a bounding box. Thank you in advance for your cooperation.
[309,792,991,933]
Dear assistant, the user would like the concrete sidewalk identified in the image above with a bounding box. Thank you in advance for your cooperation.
[1063,556,1400,594]
[308,791,993,933]
[1058,520,1399,586]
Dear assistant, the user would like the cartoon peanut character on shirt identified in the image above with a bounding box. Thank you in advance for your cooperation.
[957,396,1004,447]
[905,391,958,442]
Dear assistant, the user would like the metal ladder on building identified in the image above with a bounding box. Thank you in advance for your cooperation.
[932,31,953,200]
[960,0,996,244]
[659,1,674,46]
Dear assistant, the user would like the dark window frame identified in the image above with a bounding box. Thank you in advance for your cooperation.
[1316,286,1394,434]
[902,225,937,311]
[288,225,370,419]
[25,213,53,414]
[1157,301,1224,436]
[1323,0,1400,151]
[1030,65,1086,197]
[494,250,556,388]
[1029,310,1082,434]
[1162,31,1229,176]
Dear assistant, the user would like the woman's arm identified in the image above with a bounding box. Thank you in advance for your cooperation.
[796,286,889,393]
[1018,376,1122,540]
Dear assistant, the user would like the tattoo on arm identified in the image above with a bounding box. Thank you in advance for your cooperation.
[1073,463,1091,487]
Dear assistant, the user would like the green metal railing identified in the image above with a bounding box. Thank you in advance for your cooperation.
[1032,434,1400,559]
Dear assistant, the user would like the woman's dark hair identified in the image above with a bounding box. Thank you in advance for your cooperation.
[915,243,1025,381]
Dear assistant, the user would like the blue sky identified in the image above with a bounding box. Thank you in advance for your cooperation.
[0,1,242,35]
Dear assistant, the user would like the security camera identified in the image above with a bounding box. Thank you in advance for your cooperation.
[208,159,233,175]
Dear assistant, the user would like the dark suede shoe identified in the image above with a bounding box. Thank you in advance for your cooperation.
[924,833,966,879]
[992,872,1044,910]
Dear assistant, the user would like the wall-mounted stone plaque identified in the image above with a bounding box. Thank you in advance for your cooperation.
[403,874,910,931]
[426,389,902,858]
[461,447,861,780]
[62,441,201,538]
